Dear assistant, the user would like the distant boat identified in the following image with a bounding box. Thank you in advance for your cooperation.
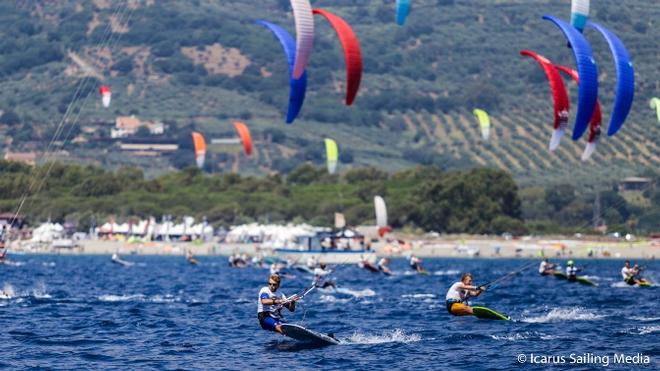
[274,229,374,264]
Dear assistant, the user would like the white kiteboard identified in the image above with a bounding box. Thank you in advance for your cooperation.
[280,324,340,346]
[112,257,134,267]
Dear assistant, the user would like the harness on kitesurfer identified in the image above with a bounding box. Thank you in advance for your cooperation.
[446,293,474,311]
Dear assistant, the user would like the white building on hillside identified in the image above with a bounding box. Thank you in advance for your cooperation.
[111,116,165,138]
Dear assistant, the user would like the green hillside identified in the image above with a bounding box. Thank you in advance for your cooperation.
[0,0,658,189]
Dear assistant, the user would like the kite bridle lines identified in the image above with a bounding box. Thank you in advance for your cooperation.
[7,1,137,230]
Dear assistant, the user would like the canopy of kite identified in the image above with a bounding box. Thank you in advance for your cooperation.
[290,0,314,80]
[233,121,253,156]
[472,109,491,141]
[324,138,338,175]
[256,20,308,123]
[374,195,391,237]
[99,85,112,108]
[554,64,603,161]
[542,15,598,141]
[312,9,363,106]
[570,0,590,32]
[191,131,206,169]
[396,0,411,26]
[520,50,570,150]
[586,21,634,137]
[650,98,660,124]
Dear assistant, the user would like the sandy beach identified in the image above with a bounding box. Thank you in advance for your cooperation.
[7,236,658,260]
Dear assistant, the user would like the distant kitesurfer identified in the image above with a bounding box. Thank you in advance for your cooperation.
[229,254,246,268]
[621,261,644,285]
[538,258,557,276]
[186,250,198,265]
[358,256,379,273]
[251,254,264,268]
[257,274,299,334]
[409,255,425,273]
[111,253,133,267]
[566,260,582,282]
[0,244,6,264]
[306,256,318,269]
[445,273,485,316]
[314,263,336,289]
[377,257,392,275]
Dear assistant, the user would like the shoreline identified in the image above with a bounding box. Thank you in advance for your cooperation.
[6,237,658,260]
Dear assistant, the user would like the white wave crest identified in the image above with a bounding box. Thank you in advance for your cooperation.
[1,283,15,299]
[491,332,560,341]
[433,270,460,276]
[98,294,180,303]
[345,328,421,345]
[3,261,24,267]
[401,293,436,299]
[98,294,146,302]
[522,307,605,323]
[629,316,660,322]
[491,333,530,341]
[610,282,635,288]
[334,288,376,298]
[32,290,51,299]
[638,326,660,335]
[149,295,179,303]
[31,282,51,299]
[318,295,352,304]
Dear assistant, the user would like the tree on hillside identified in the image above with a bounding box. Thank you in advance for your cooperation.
[287,164,324,185]
[0,110,21,126]
[344,167,388,184]
[545,184,577,212]
[135,126,151,137]
[412,168,522,234]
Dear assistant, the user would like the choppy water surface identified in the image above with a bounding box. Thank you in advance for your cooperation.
[1,256,658,370]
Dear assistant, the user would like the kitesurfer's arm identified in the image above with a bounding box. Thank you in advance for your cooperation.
[461,284,485,298]
[286,301,296,312]
[261,297,279,306]
[314,269,332,277]
[282,294,300,311]
[471,287,485,297]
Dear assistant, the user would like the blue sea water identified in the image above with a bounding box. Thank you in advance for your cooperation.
[1,256,658,370]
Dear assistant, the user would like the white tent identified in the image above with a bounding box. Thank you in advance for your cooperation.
[31,222,64,242]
